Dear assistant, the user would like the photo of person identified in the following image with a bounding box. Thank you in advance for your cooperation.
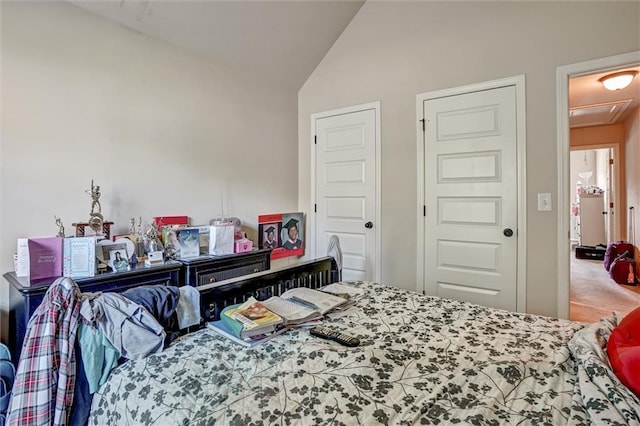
[282,217,303,250]
[262,225,279,249]
[258,212,305,260]
[110,249,129,272]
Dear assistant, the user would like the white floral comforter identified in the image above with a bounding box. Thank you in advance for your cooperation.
[89,282,640,425]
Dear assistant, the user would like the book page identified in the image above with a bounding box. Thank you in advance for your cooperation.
[280,287,347,315]
[321,283,365,298]
[262,297,319,324]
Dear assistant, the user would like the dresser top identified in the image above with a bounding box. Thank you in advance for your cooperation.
[3,261,182,294]
[177,248,272,265]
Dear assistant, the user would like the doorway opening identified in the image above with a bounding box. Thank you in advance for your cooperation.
[570,147,616,249]
[557,51,640,321]
[568,146,629,322]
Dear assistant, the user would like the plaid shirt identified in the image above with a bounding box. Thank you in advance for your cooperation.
[6,277,82,426]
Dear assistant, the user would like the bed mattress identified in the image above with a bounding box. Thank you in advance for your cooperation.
[89,282,640,425]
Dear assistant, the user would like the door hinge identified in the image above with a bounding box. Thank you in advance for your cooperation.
[423,205,426,217]
[314,135,317,145]
[314,203,317,213]
[419,119,425,132]
[610,158,614,165]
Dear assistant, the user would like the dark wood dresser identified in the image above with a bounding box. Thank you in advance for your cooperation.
[4,261,183,363]
[4,248,272,363]
[179,248,271,287]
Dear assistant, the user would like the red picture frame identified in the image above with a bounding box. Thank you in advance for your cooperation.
[258,212,304,260]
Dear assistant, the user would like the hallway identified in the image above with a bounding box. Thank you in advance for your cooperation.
[570,251,640,322]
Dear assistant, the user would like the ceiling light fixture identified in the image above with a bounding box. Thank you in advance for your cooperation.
[598,70,638,91]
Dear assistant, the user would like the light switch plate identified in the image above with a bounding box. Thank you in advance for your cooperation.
[537,193,552,211]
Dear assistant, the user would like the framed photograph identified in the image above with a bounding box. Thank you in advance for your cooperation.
[100,242,128,262]
[109,248,130,272]
[259,223,280,250]
[258,212,305,260]
[280,213,304,252]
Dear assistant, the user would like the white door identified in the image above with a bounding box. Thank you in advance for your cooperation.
[422,86,518,311]
[313,105,379,281]
[579,194,606,246]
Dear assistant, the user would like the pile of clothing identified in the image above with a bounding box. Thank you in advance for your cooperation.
[4,278,200,426]
[0,342,14,426]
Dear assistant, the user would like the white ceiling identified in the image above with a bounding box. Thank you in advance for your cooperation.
[70,0,365,90]
[69,0,639,125]
[569,66,640,128]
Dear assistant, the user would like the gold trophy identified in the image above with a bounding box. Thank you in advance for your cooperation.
[87,180,104,234]
[73,180,113,238]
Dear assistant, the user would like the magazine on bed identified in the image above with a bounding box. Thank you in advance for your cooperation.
[262,287,348,326]
[220,298,284,339]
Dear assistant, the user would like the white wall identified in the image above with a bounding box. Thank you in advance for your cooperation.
[596,149,608,191]
[570,150,597,195]
[569,148,609,194]
[298,1,640,317]
[0,2,299,343]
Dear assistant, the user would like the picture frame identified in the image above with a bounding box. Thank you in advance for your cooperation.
[259,222,281,250]
[258,212,305,260]
[100,242,128,262]
[280,213,304,252]
[108,248,130,273]
[63,236,96,278]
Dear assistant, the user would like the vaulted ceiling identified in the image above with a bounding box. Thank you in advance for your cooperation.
[70,0,638,125]
[70,0,365,90]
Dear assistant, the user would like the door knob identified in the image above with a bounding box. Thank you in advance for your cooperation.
[503,228,514,237]
[365,221,373,229]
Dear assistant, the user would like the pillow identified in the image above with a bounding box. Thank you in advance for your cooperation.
[607,306,640,397]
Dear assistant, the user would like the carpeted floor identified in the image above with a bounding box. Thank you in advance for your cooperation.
[570,250,640,323]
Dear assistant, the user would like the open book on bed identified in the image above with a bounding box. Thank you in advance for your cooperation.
[262,287,348,326]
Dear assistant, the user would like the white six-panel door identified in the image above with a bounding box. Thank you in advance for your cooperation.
[422,85,519,311]
[313,105,379,282]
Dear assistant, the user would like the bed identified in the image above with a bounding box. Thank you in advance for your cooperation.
[84,256,640,425]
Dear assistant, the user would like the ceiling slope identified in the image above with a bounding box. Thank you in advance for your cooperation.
[70,0,365,90]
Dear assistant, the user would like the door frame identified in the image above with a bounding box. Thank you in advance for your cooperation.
[310,101,382,282]
[416,75,528,312]
[556,50,640,319]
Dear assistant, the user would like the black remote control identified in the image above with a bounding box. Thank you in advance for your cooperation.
[309,326,360,347]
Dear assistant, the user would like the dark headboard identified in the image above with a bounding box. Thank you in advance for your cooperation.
[197,256,339,322]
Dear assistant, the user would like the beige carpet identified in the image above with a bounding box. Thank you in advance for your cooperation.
[570,250,640,323]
